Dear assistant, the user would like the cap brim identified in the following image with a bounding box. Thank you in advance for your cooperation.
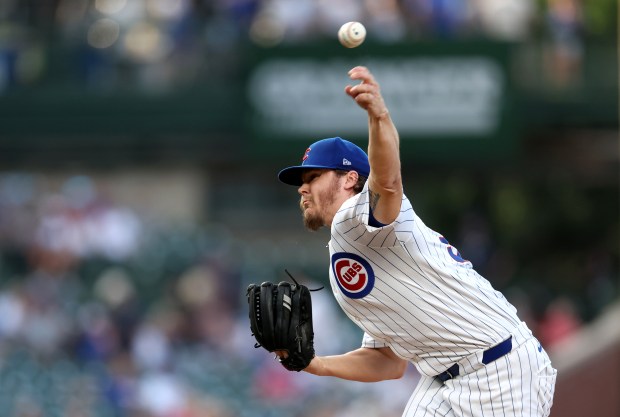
[278,165,329,186]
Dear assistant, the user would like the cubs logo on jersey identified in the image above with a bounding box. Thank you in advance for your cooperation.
[331,252,375,299]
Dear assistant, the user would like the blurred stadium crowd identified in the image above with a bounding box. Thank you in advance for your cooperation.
[0,167,616,417]
[0,1,618,417]
[0,0,616,90]
[0,172,418,417]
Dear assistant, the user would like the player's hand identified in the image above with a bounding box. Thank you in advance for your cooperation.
[345,66,389,119]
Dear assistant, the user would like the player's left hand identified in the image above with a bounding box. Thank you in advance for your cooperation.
[345,66,389,119]
[247,281,316,372]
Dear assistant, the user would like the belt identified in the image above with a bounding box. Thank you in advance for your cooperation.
[436,335,513,382]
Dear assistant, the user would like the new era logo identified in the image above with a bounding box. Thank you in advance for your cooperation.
[343,158,352,166]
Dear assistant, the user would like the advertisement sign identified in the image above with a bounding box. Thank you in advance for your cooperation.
[248,56,505,138]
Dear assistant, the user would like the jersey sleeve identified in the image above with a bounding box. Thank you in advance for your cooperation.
[361,332,389,349]
[333,181,415,247]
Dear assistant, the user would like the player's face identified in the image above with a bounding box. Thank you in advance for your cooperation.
[298,169,344,231]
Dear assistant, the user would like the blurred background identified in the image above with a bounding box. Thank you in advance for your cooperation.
[0,0,618,416]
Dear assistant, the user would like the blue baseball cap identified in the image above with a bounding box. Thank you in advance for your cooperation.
[278,137,370,186]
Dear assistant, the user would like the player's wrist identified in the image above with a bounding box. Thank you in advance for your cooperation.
[304,356,323,376]
[370,108,390,121]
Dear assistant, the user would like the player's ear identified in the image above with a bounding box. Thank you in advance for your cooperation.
[343,170,359,191]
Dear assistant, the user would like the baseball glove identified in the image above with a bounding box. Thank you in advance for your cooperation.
[247,273,317,372]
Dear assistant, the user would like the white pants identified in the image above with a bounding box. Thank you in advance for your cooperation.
[403,323,557,417]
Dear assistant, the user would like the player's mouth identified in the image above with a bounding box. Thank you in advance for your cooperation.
[300,198,312,209]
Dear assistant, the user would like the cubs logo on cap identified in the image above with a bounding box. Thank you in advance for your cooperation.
[331,252,375,299]
[278,137,370,186]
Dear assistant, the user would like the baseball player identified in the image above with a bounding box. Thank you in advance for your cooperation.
[277,66,557,416]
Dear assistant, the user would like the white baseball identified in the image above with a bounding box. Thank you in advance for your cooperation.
[338,22,366,48]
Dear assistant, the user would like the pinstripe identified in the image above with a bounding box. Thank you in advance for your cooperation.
[372,286,460,357]
[332,240,520,373]
[455,370,465,417]
[379,229,393,247]
[542,370,556,415]
[422,233,518,336]
[433,400,450,417]
[366,227,389,246]
[327,278,390,340]
[503,355,517,415]
[358,247,470,341]
[513,349,532,414]
[405,376,435,417]
[420,380,444,417]
[343,223,365,237]
[523,340,536,413]
[403,379,422,416]
[409,226,516,340]
[402,237,512,341]
[493,362,507,417]
[482,366,496,417]
[475,367,486,417]
[331,208,521,374]
[514,342,526,415]
[326,182,555,416]
[404,346,556,417]
[331,239,471,369]
[417,226,518,336]
[445,380,458,417]
[335,292,395,342]
[335,224,492,348]
[462,355,477,417]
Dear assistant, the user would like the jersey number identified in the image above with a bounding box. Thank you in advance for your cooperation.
[439,236,467,263]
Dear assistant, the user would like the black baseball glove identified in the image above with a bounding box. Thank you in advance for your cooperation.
[247,274,317,371]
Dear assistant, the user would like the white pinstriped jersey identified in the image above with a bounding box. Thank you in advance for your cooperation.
[328,182,523,377]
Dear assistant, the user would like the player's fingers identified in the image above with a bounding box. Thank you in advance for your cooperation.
[348,66,377,86]
[348,66,369,78]
[345,85,362,101]
[354,92,388,117]
[345,85,377,102]
[346,80,380,102]
[353,92,376,107]
[348,83,378,96]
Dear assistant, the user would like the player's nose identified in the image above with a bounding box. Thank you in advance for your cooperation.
[298,183,309,195]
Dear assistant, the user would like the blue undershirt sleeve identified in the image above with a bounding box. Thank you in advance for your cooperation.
[368,206,387,228]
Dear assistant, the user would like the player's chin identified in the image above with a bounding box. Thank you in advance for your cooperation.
[303,212,323,231]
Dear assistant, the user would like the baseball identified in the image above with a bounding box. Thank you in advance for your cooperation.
[338,21,366,48]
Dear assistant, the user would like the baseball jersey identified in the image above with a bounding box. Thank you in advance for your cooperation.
[328,182,523,377]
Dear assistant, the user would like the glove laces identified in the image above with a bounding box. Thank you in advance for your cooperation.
[285,269,324,292]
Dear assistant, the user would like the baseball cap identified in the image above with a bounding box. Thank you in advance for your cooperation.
[278,137,370,186]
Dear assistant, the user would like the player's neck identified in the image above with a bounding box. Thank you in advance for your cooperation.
[326,190,357,226]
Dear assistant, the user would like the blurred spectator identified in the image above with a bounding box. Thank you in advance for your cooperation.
[543,0,584,88]
[401,0,474,38]
[475,0,536,40]
[0,0,615,91]
[537,296,583,348]
[362,0,406,42]
[314,0,364,37]
[33,176,142,263]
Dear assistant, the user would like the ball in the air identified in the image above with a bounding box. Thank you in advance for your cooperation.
[338,22,366,48]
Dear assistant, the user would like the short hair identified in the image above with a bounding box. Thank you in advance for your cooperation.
[334,170,367,194]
